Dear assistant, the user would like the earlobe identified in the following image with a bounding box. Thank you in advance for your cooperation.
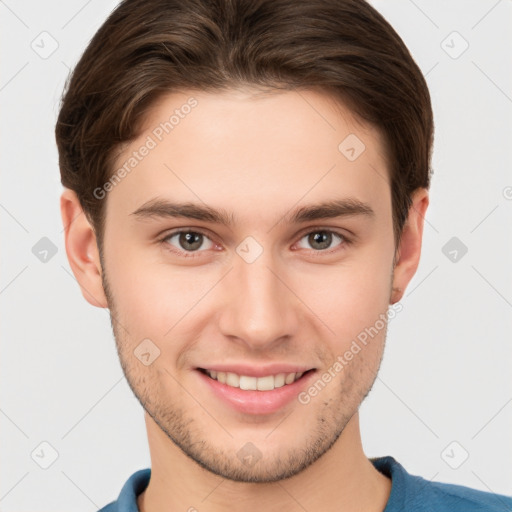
[60,188,108,308]
[390,188,429,304]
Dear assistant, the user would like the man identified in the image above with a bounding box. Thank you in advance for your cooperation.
[56,0,512,510]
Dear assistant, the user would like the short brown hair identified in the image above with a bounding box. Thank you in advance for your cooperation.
[56,0,433,252]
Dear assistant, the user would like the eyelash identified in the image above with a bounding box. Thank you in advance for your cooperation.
[158,227,353,259]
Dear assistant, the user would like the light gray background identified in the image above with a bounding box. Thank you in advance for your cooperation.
[1,0,511,510]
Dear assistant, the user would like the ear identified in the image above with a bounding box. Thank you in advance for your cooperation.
[390,188,429,304]
[60,188,108,308]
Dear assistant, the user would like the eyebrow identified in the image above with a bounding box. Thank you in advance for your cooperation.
[130,197,375,226]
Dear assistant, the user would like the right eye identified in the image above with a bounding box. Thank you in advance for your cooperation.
[160,229,216,257]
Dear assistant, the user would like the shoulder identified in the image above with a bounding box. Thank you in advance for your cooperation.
[425,479,512,511]
[371,456,512,512]
[98,504,116,512]
[98,468,151,512]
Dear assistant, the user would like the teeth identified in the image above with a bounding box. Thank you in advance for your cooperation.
[240,375,257,390]
[285,373,295,385]
[226,372,239,387]
[274,373,286,388]
[256,375,273,391]
[205,370,305,390]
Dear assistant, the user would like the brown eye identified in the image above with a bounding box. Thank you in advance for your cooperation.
[162,230,214,254]
[296,230,348,252]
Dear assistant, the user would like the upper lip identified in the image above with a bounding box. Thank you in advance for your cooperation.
[197,364,315,378]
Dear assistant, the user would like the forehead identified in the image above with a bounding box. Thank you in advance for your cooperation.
[106,87,391,229]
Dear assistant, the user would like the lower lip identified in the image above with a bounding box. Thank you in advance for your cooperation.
[196,369,316,415]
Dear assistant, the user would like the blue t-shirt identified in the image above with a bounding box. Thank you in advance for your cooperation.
[99,455,512,511]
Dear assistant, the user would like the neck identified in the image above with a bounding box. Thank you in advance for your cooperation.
[137,412,391,512]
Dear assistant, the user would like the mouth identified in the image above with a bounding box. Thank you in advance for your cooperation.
[197,368,314,391]
[194,361,318,415]
[195,366,317,415]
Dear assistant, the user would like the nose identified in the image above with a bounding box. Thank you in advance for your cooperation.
[217,246,299,351]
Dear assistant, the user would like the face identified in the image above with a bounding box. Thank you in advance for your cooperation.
[99,87,396,482]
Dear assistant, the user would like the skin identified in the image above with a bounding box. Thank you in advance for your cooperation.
[61,87,428,512]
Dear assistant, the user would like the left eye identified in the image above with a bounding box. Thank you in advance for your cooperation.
[296,230,346,251]
[162,231,214,254]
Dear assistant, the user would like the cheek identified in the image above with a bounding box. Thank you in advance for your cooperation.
[295,241,393,346]
[104,246,215,340]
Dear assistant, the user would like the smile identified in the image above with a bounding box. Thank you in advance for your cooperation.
[200,368,307,391]
[197,367,317,415]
